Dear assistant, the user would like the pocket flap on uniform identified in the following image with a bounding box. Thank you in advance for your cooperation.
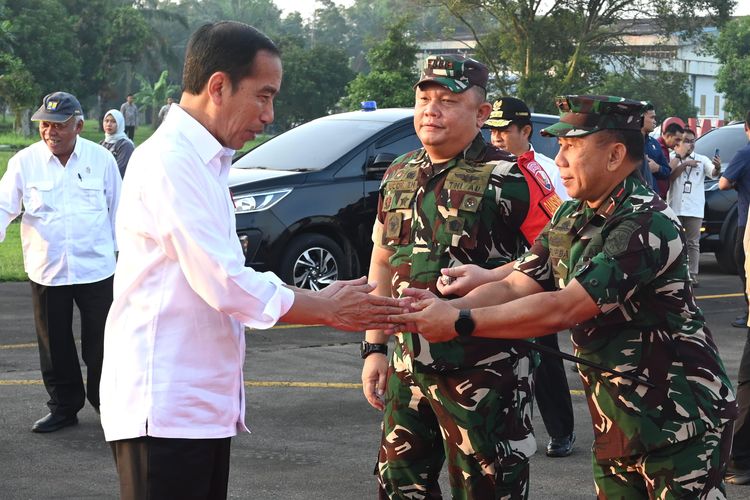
[27,181,53,191]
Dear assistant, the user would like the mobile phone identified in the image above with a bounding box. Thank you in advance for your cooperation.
[714,148,720,157]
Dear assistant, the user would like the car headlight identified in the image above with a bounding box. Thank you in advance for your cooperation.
[233,188,292,213]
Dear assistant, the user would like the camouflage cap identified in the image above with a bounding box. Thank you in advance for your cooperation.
[541,95,648,137]
[414,55,489,93]
[485,97,531,129]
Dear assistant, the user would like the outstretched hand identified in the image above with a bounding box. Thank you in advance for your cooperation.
[323,278,404,332]
[386,288,459,342]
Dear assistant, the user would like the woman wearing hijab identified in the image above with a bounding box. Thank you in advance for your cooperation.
[101,109,134,178]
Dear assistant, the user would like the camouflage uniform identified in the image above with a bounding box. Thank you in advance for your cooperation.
[514,95,738,499]
[373,131,560,499]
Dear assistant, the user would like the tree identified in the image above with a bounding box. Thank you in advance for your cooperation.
[423,0,735,111]
[134,70,180,127]
[710,16,750,119]
[0,54,40,135]
[341,21,419,110]
[593,71,697,120]
[273,43,354,130]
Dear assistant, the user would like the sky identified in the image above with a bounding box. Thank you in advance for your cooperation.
[272,0,750,20]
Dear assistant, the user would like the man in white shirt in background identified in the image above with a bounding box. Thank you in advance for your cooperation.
[101,21,401,500]
[668,127,720,286]
[0,91,121,433]
[483,96,576,458]
[486,96,569,201]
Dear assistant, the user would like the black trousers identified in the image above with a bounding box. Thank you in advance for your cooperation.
[111,436,232,500]
[735,225,748,306]
[124,125,135,141]
[732,328,750,468]
[534,333,575,439]
[29,276,113,416]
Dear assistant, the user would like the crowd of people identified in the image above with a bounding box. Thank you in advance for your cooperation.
[1,18,750,500]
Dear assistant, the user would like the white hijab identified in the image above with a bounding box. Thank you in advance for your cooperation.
[103,109,132,144]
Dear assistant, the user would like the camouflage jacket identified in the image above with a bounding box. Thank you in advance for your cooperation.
[375,133,560,371]
[515,173,737,460]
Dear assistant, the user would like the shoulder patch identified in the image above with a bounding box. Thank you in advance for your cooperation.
[603,220,642,257]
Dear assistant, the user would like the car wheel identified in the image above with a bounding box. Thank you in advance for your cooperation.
[715,222,738,275]
[280,234,346,291]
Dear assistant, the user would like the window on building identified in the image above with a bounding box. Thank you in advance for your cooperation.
[700,95,706,116]
[714,95,720,116]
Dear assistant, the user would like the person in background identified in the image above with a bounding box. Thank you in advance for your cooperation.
[481,95,576,458]
[119,94,138,142]
[719,112,750,327]
[656,122,685,197]
[0,91,121,433]
[641,104,671,194]
[157,96,174,125]
[100,109,134,178]
[667,127,720,286]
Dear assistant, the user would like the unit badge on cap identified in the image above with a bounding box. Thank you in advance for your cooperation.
[46,101,59,111]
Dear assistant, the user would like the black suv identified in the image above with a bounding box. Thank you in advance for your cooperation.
[229,108,560,289]
[695,122,747,273]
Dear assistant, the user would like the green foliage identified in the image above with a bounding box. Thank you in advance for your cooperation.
[134,70,180,128]
[593,71,697,121]
[341,21,419,110]
[273,43,354,129]
[0,54,40,133]
[711,16,750,119]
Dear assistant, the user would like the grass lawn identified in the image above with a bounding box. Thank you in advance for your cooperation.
[0,222,26,281]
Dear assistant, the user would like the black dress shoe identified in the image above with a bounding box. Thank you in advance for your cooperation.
[732,313,748,328]
[31,413,78,433]
[546,432,575,457]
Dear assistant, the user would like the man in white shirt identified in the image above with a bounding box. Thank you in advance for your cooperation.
[101,21,401,500]
[668,128,721,285]
[486,96,569,201]
[483,96,576,458]
[0,91,121,433]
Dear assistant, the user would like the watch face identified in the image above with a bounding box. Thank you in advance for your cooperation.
[455,310,474,337]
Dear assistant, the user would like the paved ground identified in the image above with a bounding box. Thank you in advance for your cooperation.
[0,255,748,499]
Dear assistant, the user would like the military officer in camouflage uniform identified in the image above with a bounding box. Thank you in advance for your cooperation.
[361,55,561,499]
[392,95,738,499]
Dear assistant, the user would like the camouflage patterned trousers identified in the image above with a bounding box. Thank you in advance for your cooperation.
[375,345,535,500]
[593,424,732,499]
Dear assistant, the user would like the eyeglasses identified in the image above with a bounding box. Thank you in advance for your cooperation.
[682,139,695,144]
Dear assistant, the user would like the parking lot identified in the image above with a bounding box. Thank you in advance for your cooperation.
[1,255,748,499]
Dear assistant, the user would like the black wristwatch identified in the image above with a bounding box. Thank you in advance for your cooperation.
[360,341,388,359]
[454,309,475,337]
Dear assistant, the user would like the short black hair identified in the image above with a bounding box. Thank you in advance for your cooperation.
[598,129,644,164]
[182,21,280,95]
[664,122,684,136]
[682,127,696,137]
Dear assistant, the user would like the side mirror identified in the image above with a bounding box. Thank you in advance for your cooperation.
[366,153,398,179]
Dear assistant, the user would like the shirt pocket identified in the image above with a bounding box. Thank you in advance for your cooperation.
[78,178,106,211]
[434,192,482,250]
[23,181,55,215]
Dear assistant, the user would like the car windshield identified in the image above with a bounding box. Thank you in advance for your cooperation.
[234,119,395,171]
[695,126,748,166]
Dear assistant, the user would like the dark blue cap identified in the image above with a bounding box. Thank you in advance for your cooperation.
[31,92,83,122]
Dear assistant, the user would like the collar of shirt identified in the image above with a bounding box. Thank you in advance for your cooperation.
[166,105,236,182]
[39,136,81,166]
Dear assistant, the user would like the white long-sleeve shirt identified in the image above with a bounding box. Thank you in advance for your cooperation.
[0,138,120,285]
[100,104,295,442]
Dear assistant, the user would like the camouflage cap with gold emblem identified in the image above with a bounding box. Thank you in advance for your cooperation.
[31,91,83,123]
[485,97,531,129]
[541,95,647,137]
[414,55,489,93]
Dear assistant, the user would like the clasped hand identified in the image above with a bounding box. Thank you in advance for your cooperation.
[386,288,459,342]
